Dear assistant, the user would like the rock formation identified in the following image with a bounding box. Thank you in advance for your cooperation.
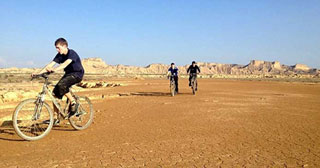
[292,64,310,71]
[0,58,319,78]
[79,58,318,77]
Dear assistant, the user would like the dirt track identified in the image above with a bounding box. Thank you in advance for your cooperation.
[0,79,320,167]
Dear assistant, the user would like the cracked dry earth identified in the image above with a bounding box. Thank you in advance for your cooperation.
[0,79,320,167]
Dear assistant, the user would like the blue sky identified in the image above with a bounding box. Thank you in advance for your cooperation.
[0,0,319,68]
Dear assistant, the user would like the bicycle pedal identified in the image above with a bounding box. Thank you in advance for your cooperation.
[75,111,85,117]
[43,119,60,125]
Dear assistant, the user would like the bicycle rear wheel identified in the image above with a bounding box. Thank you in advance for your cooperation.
[13,98,54,141]
[69,96,94,130]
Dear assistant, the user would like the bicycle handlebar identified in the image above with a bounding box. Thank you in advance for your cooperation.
[31,71,52,80]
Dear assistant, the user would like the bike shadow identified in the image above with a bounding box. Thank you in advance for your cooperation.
[0,120,75,141]
[176,92,194,95]
[130,92,172,97]
[131,92,194,97]
[52,123,76,132]
[0,120,25,141]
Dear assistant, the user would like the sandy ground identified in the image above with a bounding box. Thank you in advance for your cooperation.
[0,78,319,167]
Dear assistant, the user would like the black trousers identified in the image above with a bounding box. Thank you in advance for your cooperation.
[53,74,82,99]
[171,76,179,92]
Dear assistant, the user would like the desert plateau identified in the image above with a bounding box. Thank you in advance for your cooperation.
[0,58,319,167]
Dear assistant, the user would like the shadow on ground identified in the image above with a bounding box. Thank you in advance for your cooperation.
[126,92,193,97]
[0,120,75,141]
[52,124,76,131]
[0,120,24,141]
[131,92,171,97]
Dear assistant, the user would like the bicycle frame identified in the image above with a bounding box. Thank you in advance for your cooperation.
[169,75,177,96]
[190,73,198,95]
[35,77,72,120]
[170,76,176,88]
[170,76,175,83]
[191,74,197,85]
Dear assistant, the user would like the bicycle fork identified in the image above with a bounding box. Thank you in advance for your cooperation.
[32,93,45,120]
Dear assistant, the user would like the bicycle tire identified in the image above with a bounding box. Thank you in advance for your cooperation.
[192,78,196,95]
[170,80,175,97]
[13,98,54,141]
[69,96,94,130]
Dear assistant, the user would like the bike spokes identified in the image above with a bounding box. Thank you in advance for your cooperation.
[69,96,93,130]
[13,99,53,140]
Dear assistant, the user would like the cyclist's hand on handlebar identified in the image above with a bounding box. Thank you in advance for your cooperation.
[31,71,51,80]
[46,67,54,73]
[31,73,38,77]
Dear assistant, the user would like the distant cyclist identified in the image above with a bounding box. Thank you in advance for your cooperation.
[167,63,179,93]
[187,61,200,87]
[32,38,84,118]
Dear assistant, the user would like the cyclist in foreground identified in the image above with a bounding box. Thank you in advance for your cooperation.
[32,38,84,119]
[187,61,201,89]
[167,63,179,94]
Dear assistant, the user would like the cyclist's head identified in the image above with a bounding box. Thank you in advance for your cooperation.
[192,61,196,66]
[55,38,68,55]
[171,63,175,68]
[55,38,68,47]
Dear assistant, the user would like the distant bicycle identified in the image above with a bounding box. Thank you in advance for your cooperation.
[168,75,177,97]
[12,72,94,141]
[190,73,198,95]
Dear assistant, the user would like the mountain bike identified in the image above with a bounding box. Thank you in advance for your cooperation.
[169,75,177,97]
[12,72,94,141]
[190,73,198,95]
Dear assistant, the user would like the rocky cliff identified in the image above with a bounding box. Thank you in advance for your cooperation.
[81,58,319,77]
[0,58,319,78]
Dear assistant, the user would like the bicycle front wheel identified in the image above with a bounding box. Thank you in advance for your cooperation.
[69,96,94,130]
[191,79,196,95]
[170,80,175,97]
[13,98,54,141]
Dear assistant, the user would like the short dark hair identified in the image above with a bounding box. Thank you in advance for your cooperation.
[192,61,196,64]
[171,63,175,65]
[55,38,68,47]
